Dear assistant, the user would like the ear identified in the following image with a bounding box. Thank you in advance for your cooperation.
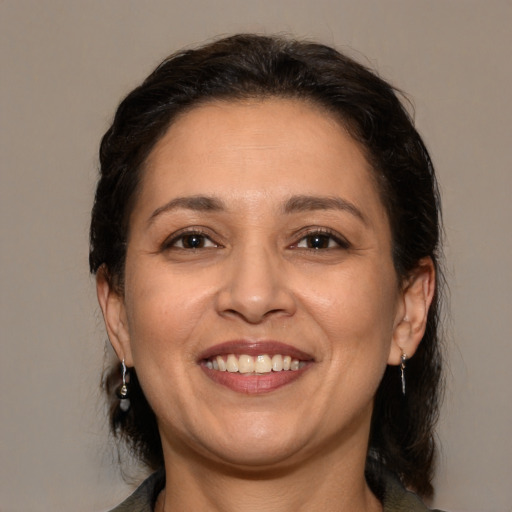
[388,257,436,365]
[96,266,134,367]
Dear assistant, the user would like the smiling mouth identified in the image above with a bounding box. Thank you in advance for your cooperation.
[199,341,313,394]
[203,353,307,374]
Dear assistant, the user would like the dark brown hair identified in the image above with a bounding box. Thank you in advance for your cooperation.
[90,34,443,498]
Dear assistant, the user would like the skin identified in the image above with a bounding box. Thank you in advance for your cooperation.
[97,98,435,512]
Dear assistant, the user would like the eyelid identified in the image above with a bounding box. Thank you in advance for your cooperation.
[160,226,349,251]
[161,227,220,250]
[291,227,351,250]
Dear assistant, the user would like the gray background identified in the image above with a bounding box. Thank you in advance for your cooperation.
[1,1,511,511]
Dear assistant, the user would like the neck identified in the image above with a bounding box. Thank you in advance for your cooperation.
[156,431,382,512]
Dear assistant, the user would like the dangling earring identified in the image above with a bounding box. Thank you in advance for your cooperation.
[400,353,407,396]
[117,358,131,412]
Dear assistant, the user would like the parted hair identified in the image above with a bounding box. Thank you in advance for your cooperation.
[90,34,444,498]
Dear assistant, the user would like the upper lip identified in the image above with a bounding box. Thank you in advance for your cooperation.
[198,340,314,362]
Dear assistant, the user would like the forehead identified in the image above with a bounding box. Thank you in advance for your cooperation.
[137,98,386,222]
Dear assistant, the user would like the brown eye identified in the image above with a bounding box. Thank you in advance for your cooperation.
[295,231,349,250]
[181,234,206,249]
[305,234,331,249]
[167,232,218,250]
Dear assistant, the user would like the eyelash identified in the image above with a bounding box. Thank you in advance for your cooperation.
[162,227,350,252]
[162,229,219,250]
[292,228,351,251]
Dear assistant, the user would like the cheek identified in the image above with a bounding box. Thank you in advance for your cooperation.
[123,263,215,363]
[300,264,398,342]
[298,262,399,403]
[121,266,218,420]
[289,264,399,437]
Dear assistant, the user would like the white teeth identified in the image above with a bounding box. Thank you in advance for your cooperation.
[238,354,255,373]
[271,354,283,371]
[216,356,226,371]
[254,354,272,373]
[206,354,305,373]
[226,354,239,372]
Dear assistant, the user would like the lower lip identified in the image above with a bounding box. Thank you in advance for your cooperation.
[200,365,310,394]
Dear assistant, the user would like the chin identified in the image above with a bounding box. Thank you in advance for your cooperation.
[204,439,306,472]
[187,413,312,470]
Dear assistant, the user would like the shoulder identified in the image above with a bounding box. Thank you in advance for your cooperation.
[108,471,165,512]
[382,473,446,512]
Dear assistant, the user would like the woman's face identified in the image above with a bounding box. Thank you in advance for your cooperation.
[105,98,412,469]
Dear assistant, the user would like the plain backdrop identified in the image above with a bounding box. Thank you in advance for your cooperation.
[1,1,511,511]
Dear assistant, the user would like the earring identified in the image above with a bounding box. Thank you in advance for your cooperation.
[117,359,131,412]
[400,352,407,396]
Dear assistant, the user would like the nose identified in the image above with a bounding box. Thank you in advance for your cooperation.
[215,244,297,324]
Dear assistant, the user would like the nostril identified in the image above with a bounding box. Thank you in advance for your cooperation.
[220,307,270,324]
[214,258,297,322]
[219,305,294,325]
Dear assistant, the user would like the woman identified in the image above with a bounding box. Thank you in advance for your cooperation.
[90,34,444,511]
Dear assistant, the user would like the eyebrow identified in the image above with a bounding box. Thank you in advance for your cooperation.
[148,194,367,225]
[283,195,367,225]
[148,195,225,225]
